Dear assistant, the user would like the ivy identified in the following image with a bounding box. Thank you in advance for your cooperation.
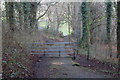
[106,1,113,57]
[80,2,89,48]
[106,2,112,38]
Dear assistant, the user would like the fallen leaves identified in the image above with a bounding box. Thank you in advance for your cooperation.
[2,53,34,78]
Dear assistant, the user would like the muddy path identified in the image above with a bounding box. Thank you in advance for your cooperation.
[34,57,112,78]
[33,41,112,78]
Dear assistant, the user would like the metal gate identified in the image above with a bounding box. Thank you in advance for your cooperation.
[30,42,77,59]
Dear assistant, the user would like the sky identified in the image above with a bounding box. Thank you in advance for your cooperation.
[2,0,118,2]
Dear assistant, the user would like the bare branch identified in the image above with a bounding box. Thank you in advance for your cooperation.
[36,2,58,21]
[36,5,51,20]
[37,0,43,5]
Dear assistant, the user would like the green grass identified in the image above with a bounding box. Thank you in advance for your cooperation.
[38,21,73,36]
[38,22,48,28]
[59,23,73,36]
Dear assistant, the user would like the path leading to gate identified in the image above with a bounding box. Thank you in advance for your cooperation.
[35,57,112,78]
[33,41,112,78]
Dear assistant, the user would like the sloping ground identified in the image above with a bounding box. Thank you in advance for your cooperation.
[2,43,44,78]
[89,43,117,64]
[69,54,119,77]
[2,30,50,78]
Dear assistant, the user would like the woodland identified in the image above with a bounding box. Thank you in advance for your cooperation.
[0,1,120,78]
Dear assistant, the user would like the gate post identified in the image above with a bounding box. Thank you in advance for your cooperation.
[59,50,60,56]
[59,46,60,57]
[44,49,45,56]
[73,48,76,60]
[77,48,78,55]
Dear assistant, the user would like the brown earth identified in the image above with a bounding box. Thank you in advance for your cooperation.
[68,54,119,78]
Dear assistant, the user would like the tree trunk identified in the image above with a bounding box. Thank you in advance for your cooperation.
[117,1,120,77]
[106,2,112,57]
[23,2,32,30]
[15,3,24,30]
[30,2,37,29]
[68,3,71,43]
[6,2,15,32]
[81,2,88,48]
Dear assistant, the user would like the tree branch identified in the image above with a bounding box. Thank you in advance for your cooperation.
[36,5,50,21]
[36,2,58,21]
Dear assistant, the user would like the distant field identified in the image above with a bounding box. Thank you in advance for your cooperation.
[59,23,73,36]
[39,22,47,28]
[39,21,73,36]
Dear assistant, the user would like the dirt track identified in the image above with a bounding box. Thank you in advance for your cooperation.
[33,41,112,78]
[34,57,112,78]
